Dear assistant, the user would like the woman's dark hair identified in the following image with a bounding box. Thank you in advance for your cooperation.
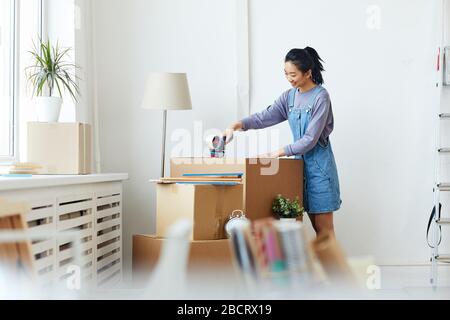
[285,47,325,85]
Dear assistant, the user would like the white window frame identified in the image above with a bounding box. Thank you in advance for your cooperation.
[0,0,18,163]
[0,0,43,164]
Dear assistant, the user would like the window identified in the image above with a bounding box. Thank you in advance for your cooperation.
[0,0,14,160]
[0,0,42,162]
[18,0,43,161]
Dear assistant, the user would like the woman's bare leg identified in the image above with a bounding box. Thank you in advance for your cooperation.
[308,213,317,233]
[308,212,334,237]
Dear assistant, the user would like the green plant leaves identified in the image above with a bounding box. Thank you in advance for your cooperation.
[26,37,80,102]
[272,194,304,219]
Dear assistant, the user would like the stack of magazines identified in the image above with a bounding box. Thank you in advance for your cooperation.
[229,218,358,296]
[229,218,317,293]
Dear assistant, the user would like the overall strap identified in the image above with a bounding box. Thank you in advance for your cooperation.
[288,88,296,109]
[301,86,324,138]
[308,85,324,107]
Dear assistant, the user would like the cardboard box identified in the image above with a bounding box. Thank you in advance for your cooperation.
[156,183,243,240]
[132,235,234,285]
[27,122,91,174]
[170,158,303,221]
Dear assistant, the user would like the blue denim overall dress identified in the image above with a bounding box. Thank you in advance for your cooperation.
[287,86,342,214]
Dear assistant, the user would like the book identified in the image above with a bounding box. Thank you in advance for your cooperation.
[7,162,42,175]
[230,226,256,278]
[275,221,308,274]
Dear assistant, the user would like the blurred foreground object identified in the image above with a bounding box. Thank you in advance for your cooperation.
[311,230,357,287]
[144,219,192,299]
[0,199,34,277]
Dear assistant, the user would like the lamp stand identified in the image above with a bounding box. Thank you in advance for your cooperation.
[161,109,167,178]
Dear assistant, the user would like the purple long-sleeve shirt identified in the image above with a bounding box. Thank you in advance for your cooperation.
[241,87,334,157]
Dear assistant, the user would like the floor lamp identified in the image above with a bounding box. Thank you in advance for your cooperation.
[141,73,192,178]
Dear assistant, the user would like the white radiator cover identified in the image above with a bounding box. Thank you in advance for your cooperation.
[0,176,126,289]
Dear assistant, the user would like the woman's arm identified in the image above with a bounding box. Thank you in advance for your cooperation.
[240,91,289,131]
[224,90,289,144]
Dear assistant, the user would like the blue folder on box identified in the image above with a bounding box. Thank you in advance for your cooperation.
[182,173,244,178]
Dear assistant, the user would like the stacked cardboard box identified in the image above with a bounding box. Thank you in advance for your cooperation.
[170,157,303,221]
[132,235,234,286]
[155,183,244,240]
[132,157,304,283]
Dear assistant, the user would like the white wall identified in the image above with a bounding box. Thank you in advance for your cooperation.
[92,0,238,278]
[91,0,446,276]
[249,0,442,264]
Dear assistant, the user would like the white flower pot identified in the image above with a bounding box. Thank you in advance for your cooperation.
[279,218,297,223]
[35,96,63,122]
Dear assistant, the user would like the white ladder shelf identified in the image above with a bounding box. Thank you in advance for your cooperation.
[431,109,450,287]
[431,55,450,287]
[430,0,450,286]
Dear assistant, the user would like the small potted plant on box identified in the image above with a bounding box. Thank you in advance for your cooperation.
[272,194,304,222]
[26,38,80,122]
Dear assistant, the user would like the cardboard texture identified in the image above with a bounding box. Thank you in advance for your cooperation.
[132,235,234,284]
[27,122,92,174]
[156,183,243,240]
[170,158,303,221]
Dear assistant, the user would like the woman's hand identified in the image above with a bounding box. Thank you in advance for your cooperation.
[223,121,243,145]
[257,148,286,158]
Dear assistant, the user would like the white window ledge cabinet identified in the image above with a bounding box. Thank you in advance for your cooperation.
[0,173,128,289]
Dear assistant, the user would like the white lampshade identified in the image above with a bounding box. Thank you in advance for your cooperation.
[141,72,192,110]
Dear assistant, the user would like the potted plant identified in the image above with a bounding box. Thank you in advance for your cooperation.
[272,194,304,222]
[26,38,80,122]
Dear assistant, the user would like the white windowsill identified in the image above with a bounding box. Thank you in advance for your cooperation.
[0,173,129,191]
